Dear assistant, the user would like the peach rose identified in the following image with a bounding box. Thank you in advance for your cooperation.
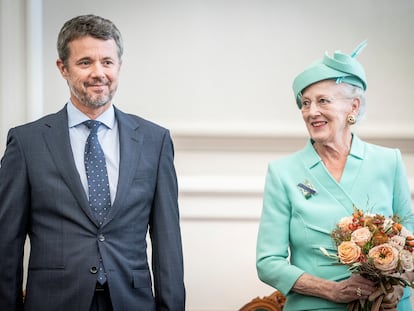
[399,249,414,272]
[351,227,372,247]
[368,244,399,273]
[338,241,361,264]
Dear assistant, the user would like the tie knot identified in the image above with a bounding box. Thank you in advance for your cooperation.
[83,120,102,133]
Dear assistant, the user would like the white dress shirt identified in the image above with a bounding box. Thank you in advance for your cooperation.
[67,100,120,205]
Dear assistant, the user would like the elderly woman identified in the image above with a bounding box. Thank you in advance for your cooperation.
[256,42,413,311]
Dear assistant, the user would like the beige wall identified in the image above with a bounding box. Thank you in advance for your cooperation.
[1,0,414,310]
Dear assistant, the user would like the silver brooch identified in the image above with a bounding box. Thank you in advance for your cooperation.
[297,180,317,199]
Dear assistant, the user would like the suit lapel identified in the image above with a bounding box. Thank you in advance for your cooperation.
[104,108,142,223]
[41,107,96,224]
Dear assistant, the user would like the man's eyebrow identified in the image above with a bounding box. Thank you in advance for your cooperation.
[76,57,92,62]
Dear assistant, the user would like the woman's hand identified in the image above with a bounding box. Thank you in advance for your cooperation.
[331,274,376,303]
[292,273,377,303]
[368,271,413,310]
[368,284,404,311]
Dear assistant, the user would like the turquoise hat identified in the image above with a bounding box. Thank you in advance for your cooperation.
[292,41,367,108]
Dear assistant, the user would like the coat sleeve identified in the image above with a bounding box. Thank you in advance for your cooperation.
[0,128,29,310]
[256,163,305,295]
[149,130,185,311]
[392,149,413,230]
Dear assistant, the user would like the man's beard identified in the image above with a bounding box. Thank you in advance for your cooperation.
[79,91,113,108]
[70,82,115,108]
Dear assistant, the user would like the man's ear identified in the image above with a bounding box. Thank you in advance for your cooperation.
[56,59,68,79]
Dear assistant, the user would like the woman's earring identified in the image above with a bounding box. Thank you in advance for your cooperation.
[347,114,356,125]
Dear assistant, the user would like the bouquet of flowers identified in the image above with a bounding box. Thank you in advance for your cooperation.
[320,207,414,311]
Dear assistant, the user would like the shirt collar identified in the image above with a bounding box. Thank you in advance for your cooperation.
[67,99,115,129]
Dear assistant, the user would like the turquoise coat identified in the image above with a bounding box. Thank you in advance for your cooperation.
[256,135,413,311]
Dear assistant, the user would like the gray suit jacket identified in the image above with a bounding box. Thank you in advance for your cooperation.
[0,105,185,310]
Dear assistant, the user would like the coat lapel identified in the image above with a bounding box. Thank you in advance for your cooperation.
[41,107,96,224]
[300,139,359,214]
[339,135,365,193]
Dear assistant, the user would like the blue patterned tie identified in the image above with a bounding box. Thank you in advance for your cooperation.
[84,120,111,284]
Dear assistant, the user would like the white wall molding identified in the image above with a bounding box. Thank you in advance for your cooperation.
[172,131,414,153]
[179,175,264,221]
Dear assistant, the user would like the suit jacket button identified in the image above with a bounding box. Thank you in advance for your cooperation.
[90,266,98,274]
[98,234,105,242]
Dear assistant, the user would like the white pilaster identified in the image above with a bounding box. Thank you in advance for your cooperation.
[25,0,43,121]
[0,0,27,153]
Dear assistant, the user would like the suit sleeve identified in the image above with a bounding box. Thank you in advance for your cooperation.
[0,128,29,310]
[149,130,185,311]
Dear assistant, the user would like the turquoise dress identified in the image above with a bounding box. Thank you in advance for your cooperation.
[256,135,413,311]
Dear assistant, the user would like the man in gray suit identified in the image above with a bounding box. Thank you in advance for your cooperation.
[0,14,185,311]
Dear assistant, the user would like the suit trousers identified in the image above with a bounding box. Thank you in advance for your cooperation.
[89,283,113,311]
